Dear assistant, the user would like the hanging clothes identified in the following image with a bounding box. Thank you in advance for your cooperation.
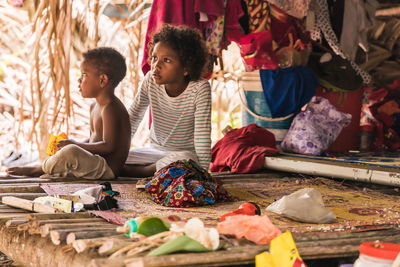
[141,0,245,74]
[309,0,371,85]
[225,0,246,45]
[259,66,317,118]
[141,0,223,74]
[240,1,311,71]
[266,0,312,19]
[339,0,378,61]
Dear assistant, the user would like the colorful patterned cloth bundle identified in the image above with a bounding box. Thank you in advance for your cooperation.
[141,160,232,207]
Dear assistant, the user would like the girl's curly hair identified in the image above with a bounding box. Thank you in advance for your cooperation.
[149,24,209,81]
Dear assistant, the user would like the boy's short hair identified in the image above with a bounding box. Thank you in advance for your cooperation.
[83,47,127,87]
[151,25,209,81]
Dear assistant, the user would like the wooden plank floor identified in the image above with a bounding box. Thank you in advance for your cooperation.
[0,173,398,266]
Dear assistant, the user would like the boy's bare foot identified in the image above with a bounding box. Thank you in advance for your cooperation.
[6,165,44,177]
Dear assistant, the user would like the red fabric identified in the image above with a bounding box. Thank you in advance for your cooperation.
[141,0,197,75]
[194,0,224,17]
[239,30,278,71]
[225,0,245,44]
[141,0,225,75]
[211,124,279,174]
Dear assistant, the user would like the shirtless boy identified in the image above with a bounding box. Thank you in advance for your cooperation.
[7,47,131,179]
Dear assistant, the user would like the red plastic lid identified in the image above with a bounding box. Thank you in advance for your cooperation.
[360,241,400,260]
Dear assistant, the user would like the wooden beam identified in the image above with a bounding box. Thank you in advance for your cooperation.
[2,196,56,213]
[0,193,47,200]
[0,178,51,184]
[264,156,400,186]
[0,184,43,193]
[98,239,134,256]
[51,228,118,245]
[5,218,29,227]
[73,236,128,254]
[41,222,115,237]
[0,226,94,266]
[66,230,121,244]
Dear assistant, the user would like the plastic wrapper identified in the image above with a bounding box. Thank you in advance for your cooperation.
[266,188,336,224]
[217,215,281,245]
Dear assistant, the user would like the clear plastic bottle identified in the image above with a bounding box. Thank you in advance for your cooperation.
[354,241,400,267]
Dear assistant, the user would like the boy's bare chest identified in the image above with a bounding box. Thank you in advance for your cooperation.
[90,107,103,141]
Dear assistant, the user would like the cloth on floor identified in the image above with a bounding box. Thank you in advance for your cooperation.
[139,159,232,208]
[259,66,317,118]
[210,124,279,173]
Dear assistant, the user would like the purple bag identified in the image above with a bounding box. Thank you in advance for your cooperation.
[281,96,352,155]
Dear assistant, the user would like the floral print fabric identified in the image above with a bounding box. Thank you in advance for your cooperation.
[141,160,232,207]
[281,96,352,155]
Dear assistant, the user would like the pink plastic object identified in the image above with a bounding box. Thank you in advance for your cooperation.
[217,215,281,245]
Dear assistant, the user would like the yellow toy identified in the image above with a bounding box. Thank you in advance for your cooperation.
[46,132,68,156]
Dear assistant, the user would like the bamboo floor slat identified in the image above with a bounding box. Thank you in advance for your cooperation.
[0,172,398,266]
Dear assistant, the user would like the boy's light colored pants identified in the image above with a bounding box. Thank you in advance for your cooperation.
[42,144,115,179]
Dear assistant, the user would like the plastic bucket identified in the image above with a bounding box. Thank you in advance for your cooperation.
[240,71,294,143]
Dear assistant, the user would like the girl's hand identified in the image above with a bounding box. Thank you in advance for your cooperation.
[57,139,77,148]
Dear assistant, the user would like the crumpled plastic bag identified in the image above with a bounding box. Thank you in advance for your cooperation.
[72,185,103,204]
[266,188,336,224]
[217,215,281,245]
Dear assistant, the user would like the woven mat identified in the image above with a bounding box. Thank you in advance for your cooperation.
[40,177,400,233]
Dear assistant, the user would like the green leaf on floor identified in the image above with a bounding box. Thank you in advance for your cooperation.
[137,217,170,237]
[148,235,209,256]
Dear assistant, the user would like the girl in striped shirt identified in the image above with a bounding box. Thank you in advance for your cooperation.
[122,24,211,177]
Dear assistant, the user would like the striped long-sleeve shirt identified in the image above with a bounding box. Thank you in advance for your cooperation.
[128,72,212,169]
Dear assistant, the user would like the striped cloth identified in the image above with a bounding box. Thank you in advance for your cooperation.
[128,72,212,169]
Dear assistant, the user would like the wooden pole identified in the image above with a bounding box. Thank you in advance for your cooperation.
[73,236,128,254]
[98,239,134,256]
[41,223,115,237]
[66,230,121,245]
[2,196,56,213]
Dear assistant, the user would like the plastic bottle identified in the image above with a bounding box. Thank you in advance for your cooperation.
[354,241,400,267]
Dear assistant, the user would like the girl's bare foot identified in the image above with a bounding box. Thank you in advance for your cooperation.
[6,165,44,177]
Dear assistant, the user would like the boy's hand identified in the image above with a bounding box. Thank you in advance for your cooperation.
[57,139,77,148]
